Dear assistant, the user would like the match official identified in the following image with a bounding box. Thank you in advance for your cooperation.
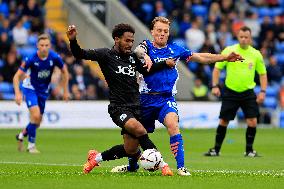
[204,26,267,157]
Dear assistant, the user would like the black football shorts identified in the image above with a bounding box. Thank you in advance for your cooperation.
[108,104,142,136]
[219,87,259,120]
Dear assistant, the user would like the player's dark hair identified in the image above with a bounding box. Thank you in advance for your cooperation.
[151,16,171,30]
[112,23,135,39]
[239,26,251,34]
[38,34,51,42]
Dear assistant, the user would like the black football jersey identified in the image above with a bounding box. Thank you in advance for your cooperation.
[70,39,166,106]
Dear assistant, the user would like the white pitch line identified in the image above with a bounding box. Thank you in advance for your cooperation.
[0,161,283,176]
[0,161,81,167]
[192,169,284,176]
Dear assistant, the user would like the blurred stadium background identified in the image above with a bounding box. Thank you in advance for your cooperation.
[0,0,284,128]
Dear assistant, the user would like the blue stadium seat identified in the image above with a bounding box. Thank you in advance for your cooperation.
[27,35,38,46]
[17,46,37,58]
[0,2,9,18]
[0,82,14,93]
[280,0,284,7]
[172,38,187,48]
[257,7,271,17]
[280,110,284,119]
[270,7,284,17]
[280,120,284,128]
[237,110,244,120]
[192,5,207,17]
[275,53,284,66]
[250,7,259,14]
[23,20,31,30]
[0,59,4,68]
[219,70,226,83]
[263,97,278,109]
[141,3,153,23]
[279,111,284,128]
[276,42,284,53]
[2,92,15,100]
[225,39,238,46]
[256,7,284,17]
[188,62,198,72]
[257,17,265,24]
[253,85,280,96]
[266,85,280,97]
[254,85,261,94]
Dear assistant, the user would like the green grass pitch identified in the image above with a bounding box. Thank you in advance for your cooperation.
[0,128,283,189]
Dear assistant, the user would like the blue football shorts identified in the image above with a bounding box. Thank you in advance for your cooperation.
[140,93,178,133]
[22,88,48,114]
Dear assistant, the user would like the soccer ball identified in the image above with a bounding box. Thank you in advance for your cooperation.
[139,149,162,172]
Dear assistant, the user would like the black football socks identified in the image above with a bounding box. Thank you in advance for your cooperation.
[246,126,256,152]
[214,125,227,152]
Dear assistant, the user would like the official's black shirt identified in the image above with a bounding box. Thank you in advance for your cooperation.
[69,39,166,106]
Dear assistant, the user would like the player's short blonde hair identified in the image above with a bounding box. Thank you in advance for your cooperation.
[38,34,51,42]
[151,16,171,30]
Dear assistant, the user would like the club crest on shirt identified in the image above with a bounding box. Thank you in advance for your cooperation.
[34,62,39,66]
[50,60,53,66]
[248,62,253,70]
[129,56,135,64]
[120,114,127,121]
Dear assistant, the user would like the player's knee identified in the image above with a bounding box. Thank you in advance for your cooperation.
[166,123,180,135]
[246,118,257,127]
[164,117,179,135]
[31,114,42,125]
[219,119,229,126]
[125,119,147,137]
[134,127,147,137]
[130,123,147,137]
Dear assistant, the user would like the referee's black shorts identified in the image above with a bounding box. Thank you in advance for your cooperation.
[108,104,142,137]
[219,86,259,121]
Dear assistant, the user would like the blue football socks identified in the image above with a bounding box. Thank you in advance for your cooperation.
[26,123,38,143]
[127,149,141,171]
[170,134,185,169]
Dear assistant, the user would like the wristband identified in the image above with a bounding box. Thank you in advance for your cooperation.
[211,84,219,89]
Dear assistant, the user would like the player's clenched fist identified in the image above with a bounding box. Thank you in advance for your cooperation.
[66,25,77,40]
[15,92,22,105]
[165,59,176,68]
[226,52,244,62]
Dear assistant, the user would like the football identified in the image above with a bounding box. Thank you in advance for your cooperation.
[139,149,162,172]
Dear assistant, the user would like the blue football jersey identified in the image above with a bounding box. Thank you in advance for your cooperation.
[139,40,192,95]
[19,50,64,94]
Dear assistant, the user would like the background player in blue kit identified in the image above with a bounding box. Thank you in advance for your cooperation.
[112,16,243,176]
[13,34,69,153]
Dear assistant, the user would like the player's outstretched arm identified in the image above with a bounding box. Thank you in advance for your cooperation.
[61,65,70,101]
[137,58,176,76]
[190,52,243,64]
[67,25,98,61]
[13,69,25,105]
